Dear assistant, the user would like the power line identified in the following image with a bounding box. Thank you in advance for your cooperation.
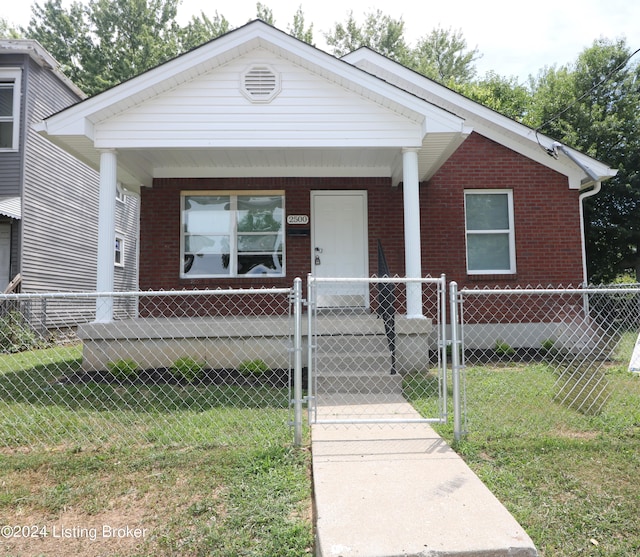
[536,46,640,157]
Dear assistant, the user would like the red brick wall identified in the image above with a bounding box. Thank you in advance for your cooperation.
[139,133,585,293]
[139,177,404,291]
[423,133,584,288]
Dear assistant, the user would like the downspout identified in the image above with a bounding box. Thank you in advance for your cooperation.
[551,142,602,285]
[578,181,601,285]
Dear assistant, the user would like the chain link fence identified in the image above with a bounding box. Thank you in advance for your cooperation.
[0,288,295,450]
[2,281,639,450]
[454,284,640,439]
[307,276,447,424]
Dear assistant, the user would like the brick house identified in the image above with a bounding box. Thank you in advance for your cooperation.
[37,20,616,322]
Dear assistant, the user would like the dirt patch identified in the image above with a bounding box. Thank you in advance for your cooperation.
[1,503,153,557]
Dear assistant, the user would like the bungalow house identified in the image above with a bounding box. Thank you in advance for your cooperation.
[34,20,615,353]
[0,40,139,317]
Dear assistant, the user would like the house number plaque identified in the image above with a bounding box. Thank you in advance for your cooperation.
[287,215,309,225]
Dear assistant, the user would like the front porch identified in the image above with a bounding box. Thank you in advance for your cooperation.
[77,312,435,378]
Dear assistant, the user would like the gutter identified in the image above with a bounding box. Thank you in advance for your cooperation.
[552,142,600,186]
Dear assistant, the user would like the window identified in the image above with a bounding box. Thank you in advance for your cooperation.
[0,69,21,151]
[114,235,124,267]
[116,183,126,203]
[464,190,515,274]
[181,191,285,278]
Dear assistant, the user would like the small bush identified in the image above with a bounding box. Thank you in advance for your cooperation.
[239,359,269,377]
[107,358,140,381]
[494,340,515,357]
[0,311,41,353]
[169,357,204,382]
[540,338,558,355]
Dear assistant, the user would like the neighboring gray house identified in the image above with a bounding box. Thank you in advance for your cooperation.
[0,39,139,297]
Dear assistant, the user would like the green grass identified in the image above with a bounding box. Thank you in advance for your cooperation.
[0,345,313,556]
[3,343,640,555]
[421,361,640,556]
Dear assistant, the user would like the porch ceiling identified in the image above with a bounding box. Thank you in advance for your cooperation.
[114,132,467,192]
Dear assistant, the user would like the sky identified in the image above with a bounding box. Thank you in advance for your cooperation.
[3,0,639,83]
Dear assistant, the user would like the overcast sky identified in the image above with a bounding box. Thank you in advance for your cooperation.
[4,0,639,82]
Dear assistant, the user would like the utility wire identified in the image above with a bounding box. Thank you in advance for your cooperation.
[535,46,640,157]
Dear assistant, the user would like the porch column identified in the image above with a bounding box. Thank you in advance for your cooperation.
[95,149,117,323]
[402,148,423,318]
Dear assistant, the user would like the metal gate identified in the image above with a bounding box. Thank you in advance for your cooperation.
[306,275,448,425]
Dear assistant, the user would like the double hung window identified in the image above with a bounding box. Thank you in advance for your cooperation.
[181,191,285,278]
[0,69,21,150]
[464,190,516,274]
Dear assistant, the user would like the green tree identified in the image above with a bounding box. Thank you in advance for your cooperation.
[288,5,313,45]
[0,18,22,38]
[255,2,275,25]
[529,39,640,282]
[457,72,533,122]
[179,11,230,52]
[23,0,91,89]
[409,26,479,85]
[24,0,191,95]
[324,10,409,62]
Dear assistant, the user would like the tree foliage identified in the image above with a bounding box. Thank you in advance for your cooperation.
[528,39,640,282]
[288,5,313,45]
[324,10,409,62]
[16,3,639,282]
[0,18,22,38]
[457,72,532,121]
[410,26,480,85]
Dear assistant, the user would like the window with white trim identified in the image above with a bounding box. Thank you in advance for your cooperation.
[464,190,516,274]
[114,234,125,267]
[116,183,126,203]
[0,69,21,151]
[181,191,285,278]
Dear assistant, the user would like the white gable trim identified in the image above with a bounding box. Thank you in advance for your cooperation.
[342,48,617,189]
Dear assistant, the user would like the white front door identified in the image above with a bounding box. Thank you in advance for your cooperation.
[311,191,368,308]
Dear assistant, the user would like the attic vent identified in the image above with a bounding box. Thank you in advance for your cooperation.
[241,64,281,103]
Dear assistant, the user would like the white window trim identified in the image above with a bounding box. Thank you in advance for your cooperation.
[180,190,286,279]
[0,68,22,152]
[114,233,125,267]
[116,182,126,204]
[464,189,516,275]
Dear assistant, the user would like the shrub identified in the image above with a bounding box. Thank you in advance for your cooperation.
[494,340,515,357]
[169,357,204,382]
[107,358,140,381]
[540,338,557,354]
[0,310,41,353]
[238,359,269,377]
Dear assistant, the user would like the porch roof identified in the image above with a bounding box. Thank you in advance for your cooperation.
[34,20,471,193]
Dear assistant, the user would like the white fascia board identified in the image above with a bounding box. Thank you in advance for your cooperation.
[343,48,616,186]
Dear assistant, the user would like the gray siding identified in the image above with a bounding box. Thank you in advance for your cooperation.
[0,54,26,197]
[19,56,140,294]
[21,56,100,293]
[0,48,140,300]
[114,193,140,292]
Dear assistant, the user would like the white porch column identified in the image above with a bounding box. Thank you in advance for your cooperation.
[402,148,424,318]
[95,149,117,322]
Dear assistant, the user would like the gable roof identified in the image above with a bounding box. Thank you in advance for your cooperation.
[342,47,617,189]
[35,20,615,192]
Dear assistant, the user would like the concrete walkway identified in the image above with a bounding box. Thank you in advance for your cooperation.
[311,396,538,557]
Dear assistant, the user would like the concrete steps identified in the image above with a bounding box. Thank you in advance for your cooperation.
[315,330,399,394]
